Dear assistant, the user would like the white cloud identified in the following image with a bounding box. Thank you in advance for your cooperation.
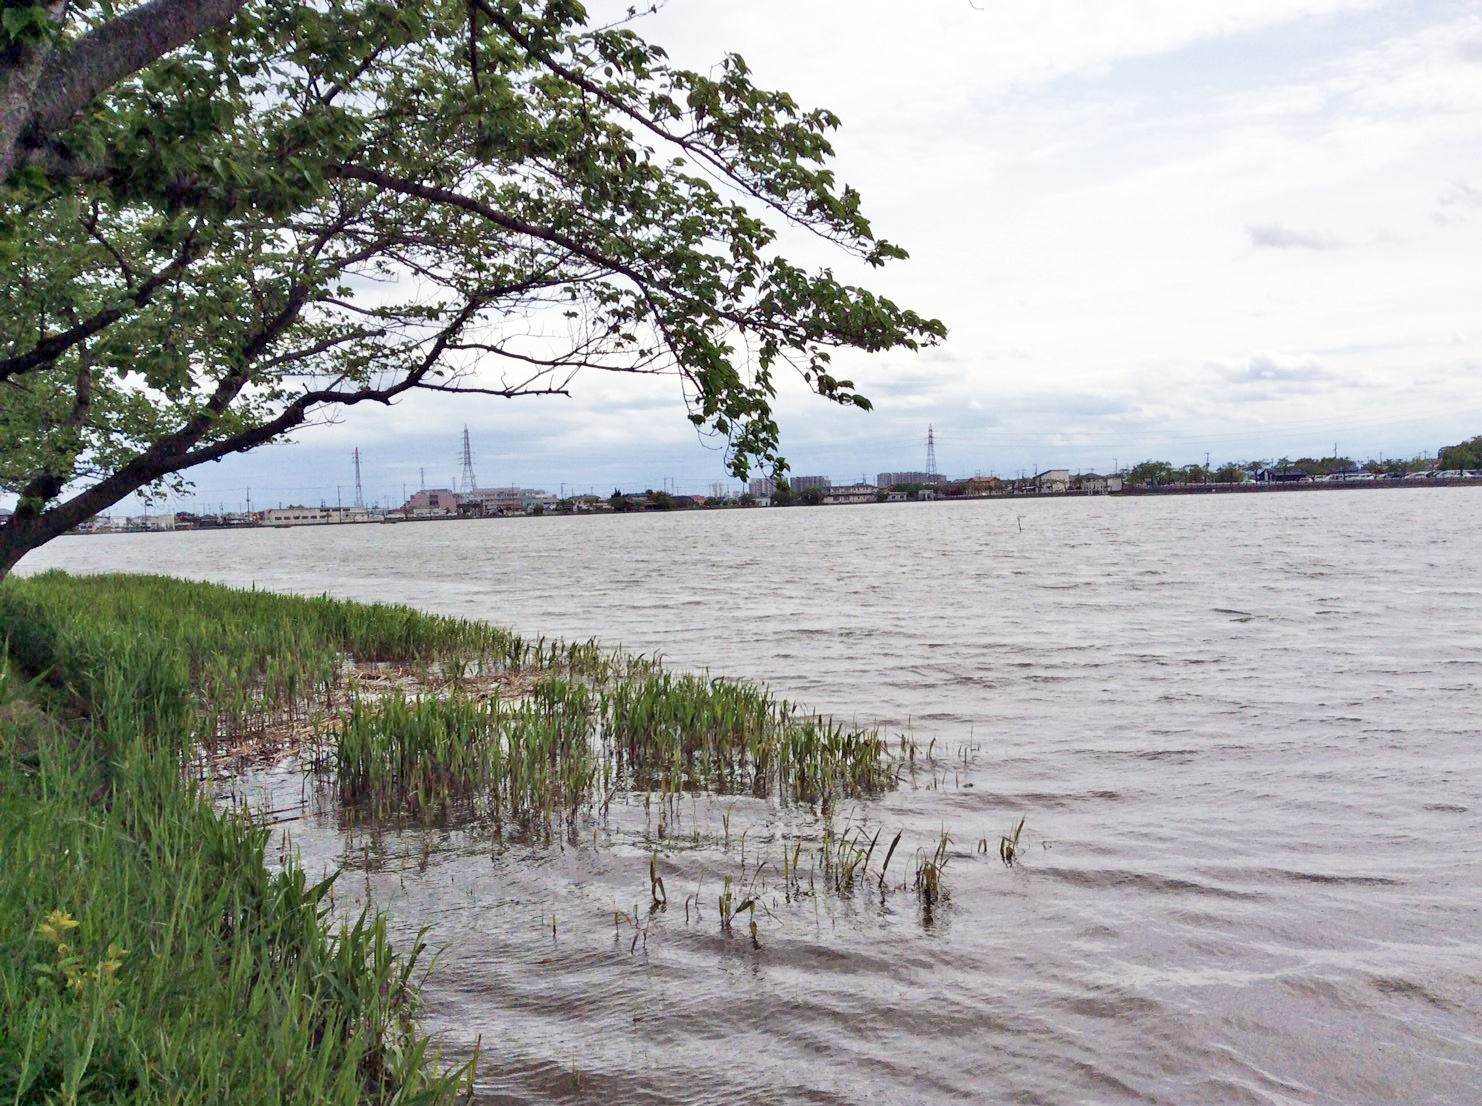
[1247,222,1345,249]
[1226,350,1335,383]
[1434,178,1482,223]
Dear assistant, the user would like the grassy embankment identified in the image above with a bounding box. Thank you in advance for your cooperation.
[0,572,493,1106]
[1,571,939,1103]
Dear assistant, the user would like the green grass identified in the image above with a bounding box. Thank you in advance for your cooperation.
[0,573,477,1105]
[1,568,961,1051]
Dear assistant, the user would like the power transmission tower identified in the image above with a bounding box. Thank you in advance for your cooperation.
[926,424,938,478]
[352,448,365,509]
[458,425,478,493]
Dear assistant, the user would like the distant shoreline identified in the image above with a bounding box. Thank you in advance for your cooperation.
[43,473,1482,537]
[1113,476,1481,496]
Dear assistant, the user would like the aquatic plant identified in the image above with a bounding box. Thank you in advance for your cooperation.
[2,571,974,966]
[914,830,952,905]
[999,815,1026,867]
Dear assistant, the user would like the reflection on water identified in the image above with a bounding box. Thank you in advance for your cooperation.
[22,487,1482,1104]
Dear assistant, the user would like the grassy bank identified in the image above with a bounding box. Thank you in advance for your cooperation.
[0,572,481,1106]
[0,571,953,1101]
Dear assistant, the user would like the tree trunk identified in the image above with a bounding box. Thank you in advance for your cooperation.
[0,507,78,580]
[2,0,247,181]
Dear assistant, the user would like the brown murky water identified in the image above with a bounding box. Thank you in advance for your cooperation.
[21,487,1482,1104]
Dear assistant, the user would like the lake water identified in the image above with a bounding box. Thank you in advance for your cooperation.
[19,487,1482,1104]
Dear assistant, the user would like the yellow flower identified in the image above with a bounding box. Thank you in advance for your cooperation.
[36,910,80,943]
[100,946,128,979]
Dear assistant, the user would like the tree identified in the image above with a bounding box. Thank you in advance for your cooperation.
[1438,434,1481,471]
[1127,460,1175,487]
[0,1,944,575]
[796,486,823,506]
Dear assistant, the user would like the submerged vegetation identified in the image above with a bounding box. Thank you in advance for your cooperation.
[332,667,901,834]
[1,570,984,1100]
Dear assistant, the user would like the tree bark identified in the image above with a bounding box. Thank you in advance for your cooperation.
[2,0,248,181]
[0,0,68,181]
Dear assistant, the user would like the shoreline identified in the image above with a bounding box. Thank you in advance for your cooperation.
[51,473,1482,537]
[1112,475,1482,496]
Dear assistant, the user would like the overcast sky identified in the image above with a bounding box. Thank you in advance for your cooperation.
[123,1,1482,511]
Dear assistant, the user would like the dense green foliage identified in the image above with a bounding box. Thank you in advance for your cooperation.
[1125,460,1178,486]
[0,572,483,1105]
[1438,434,1481,470]
[1121,453,1443,485]
[0,0,943,575]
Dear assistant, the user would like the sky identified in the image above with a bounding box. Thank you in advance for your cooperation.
[113,0,1482,511]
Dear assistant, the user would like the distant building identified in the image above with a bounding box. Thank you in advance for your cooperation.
[263,507,330,526]
[964,476,1005,497]
[748,477,775,498]
[122,513,175,531]
[1033,469,1071,494]
[402,489,460,516]
[821,483,876,505]
[788,475,832,491]
[1073,473,1123,494]
[458,487,552,516]
[877,470,942,487]
[325,507,377,523]
[1255,467,1309,484]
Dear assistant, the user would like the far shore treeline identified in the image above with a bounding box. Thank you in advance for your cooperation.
[1119,431,1482,489]
[39,431,1482,537]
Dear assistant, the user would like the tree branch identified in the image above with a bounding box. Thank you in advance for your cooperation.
[0,218,207,383]
[170,298,486,469]
[25,0,248,149]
